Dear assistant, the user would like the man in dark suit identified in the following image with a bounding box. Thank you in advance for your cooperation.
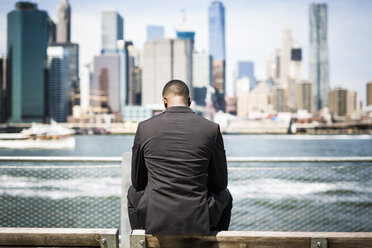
[127,79,232,235]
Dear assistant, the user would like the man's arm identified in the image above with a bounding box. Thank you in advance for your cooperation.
[131,123,147,190]
[208,124,228,193]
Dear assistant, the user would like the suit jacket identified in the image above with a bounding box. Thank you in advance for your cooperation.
[131,106,227,235]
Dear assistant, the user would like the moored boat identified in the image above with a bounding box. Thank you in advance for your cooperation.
[0,121,75,149]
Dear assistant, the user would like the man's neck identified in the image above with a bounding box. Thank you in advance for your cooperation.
[168,105,188,108]
[164,95,189,109]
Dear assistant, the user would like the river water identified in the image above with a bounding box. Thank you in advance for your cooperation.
[0,134,371,231]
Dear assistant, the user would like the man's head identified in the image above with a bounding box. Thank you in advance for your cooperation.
[162,80,191,109]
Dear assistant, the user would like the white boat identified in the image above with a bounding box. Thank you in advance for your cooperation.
[0,121,75,150]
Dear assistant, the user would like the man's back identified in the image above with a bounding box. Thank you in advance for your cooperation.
[131,106,227,235]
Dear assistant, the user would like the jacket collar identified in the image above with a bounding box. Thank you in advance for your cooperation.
[165,106,194,113]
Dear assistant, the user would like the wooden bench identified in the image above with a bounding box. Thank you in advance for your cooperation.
[130,230,372,248]
[0,228,118,248]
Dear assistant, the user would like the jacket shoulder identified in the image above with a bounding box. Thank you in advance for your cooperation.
[192,113,219,129]
[138,112,165,128]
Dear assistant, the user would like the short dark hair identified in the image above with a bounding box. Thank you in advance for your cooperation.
[162,79,189,98]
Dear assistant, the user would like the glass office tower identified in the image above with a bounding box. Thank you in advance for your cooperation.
[209,1,226,111]
[309,3,329,111]
[209,1,225,61]
[0,56,6,123]
[7,2,49,123]
[101,11,124,54]
[47,46,70,122]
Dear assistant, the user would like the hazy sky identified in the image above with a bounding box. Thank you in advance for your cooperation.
[1,0,371,104]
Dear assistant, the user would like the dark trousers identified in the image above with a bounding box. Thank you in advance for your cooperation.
[127,186,233,231]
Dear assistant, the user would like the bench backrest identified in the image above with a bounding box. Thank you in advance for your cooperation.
[0,228,118,248]
[130,230,372,248]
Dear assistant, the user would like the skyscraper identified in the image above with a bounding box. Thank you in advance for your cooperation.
[176,30,195,87]
[49,43,79,115]
[7,2,49,123]
[309,3,329,111]
[57,0,70,43]
[47,46,70,122]
[0,56,6,122]
[175,11,195,100]
[99,11,124,120]
[117,40,127,118]
[296,81,313,113]
[101,11,124,54]
[193,52,212,88]
[126,44,142,105]
[126,43,142,106]
[279,29,293,111]
[237,61,256,91]
[290,48,302,80]
[367,82,372,106]
[147,25,164,42]
[176,31,195,45]
[53,0,79,116]
[328,87,361,120]
[79,63,92,115]
[275,49,281,82]
[126,47,136,106]
[173,39,192,92]
[209,0,226,111]
[266,49,280,83]
[142,39,192,106]
[47,16,56,44]
[273,86,286,112]
[289,48,302,109]
[209,1,225,61]
[192,52,212,106]
[92,54,120,118]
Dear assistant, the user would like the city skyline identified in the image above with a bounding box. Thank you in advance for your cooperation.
[0,0,371,104]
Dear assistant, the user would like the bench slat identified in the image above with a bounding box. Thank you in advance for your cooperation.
[130,230,372,248]
[0,228,117,247]
[0,247,97,248]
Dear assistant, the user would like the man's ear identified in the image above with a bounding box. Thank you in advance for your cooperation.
[163,97,168,108]
[188,97,192,106]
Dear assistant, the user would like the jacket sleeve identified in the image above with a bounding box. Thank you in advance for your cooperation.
[131,123,147,190]
[207,124,228,193]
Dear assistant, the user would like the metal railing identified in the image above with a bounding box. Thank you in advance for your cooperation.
[1,155,371,247]
[1,156,371,163]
